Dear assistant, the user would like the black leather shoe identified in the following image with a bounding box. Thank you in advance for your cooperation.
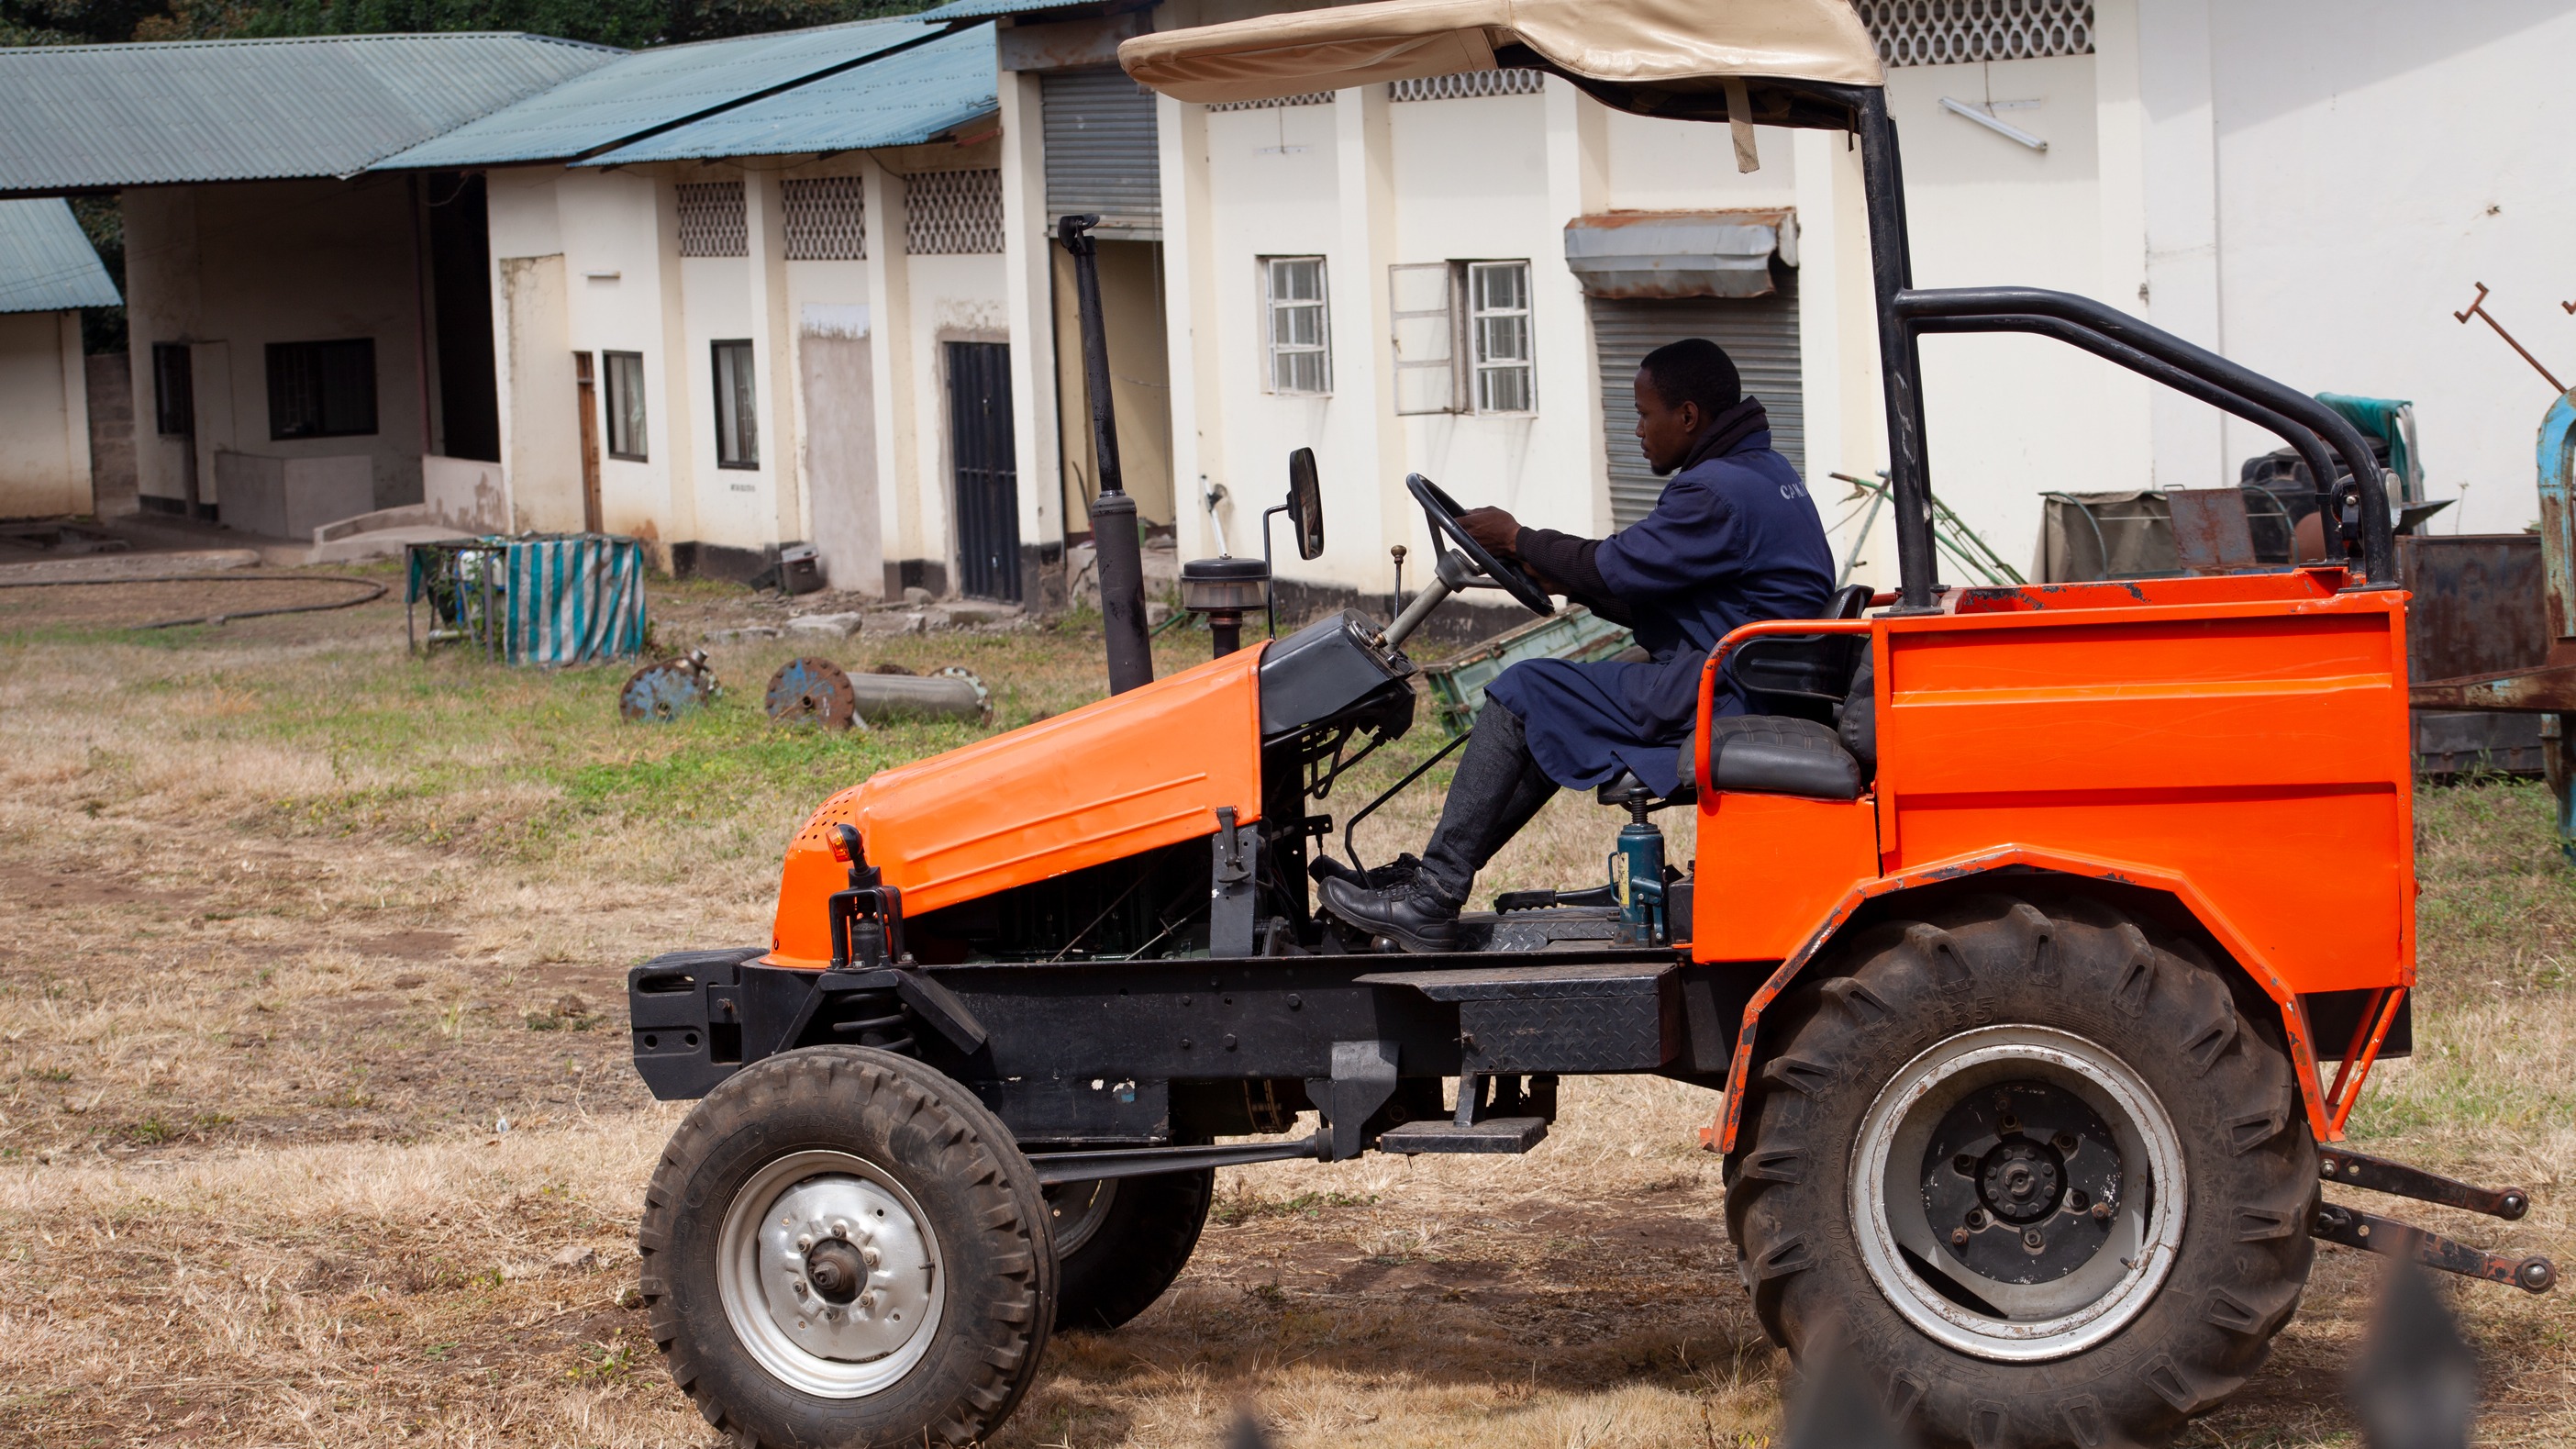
[1318,875,1460,953]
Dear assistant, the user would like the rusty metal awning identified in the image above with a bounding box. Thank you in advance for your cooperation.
[1562,208,1793,300]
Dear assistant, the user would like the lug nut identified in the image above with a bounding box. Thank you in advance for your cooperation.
[2023,1229,2044,1249]
[2053,1131,2078,1152]
[1954,1154,1977,1176]
[1965,1209,1987,1228]
[2091,1201,2113,1221]
[858,1290,878,1311]
[1951,1228,1971,1246]
[861,1245,882,1269]
[830,1221,849,1239]
[796,1233,815,1252]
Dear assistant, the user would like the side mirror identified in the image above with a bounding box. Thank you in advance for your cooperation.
[1286,448,1325,561]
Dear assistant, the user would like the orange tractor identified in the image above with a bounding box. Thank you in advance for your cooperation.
[623,3,2553,1445]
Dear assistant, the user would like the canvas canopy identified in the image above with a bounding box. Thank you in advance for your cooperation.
[1117,0,1883,106]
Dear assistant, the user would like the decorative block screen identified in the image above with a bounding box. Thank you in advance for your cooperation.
[1207,92,1334,112]
[903,169,1005,255]
[782,176,865,261]
[1856,0,2094,67]
[1390,70,1546,102]
[675,180,748,258]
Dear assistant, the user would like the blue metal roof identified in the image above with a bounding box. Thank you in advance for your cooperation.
[376,17,943,169]
[0,198,119,313]
[0,34,618,194]
[583,24,997,165]
[916,0,1144,21]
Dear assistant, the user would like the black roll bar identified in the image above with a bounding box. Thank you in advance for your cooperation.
[1895,286,2399,589]
[1909,314,2349,552]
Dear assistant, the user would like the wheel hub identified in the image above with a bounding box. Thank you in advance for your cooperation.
[718,1152,946,1398]
[1851,1025,2186,1363]
[1918,1082,2124,1286]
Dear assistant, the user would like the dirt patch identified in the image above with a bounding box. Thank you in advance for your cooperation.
[357,929,461,959]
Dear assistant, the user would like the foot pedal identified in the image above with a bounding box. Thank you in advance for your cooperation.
[1377,1117,1548,1154]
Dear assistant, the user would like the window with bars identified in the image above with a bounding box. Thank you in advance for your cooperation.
[266,339,377,440]
[782,175,864,261]
[676,181,748,258]
[1468,261,1534,413]
[1855,0,2093,67]
[605,351,647,462]
[712,340,758,469]
[1390,70,1547,102]
[1262,256,1330,395]
[903,170,1005,255]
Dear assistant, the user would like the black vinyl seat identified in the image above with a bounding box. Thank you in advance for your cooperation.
[1599,587,1884,809]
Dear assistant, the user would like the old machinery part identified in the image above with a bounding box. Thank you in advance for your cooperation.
[2312,1203,2556,1294]
[766,657,861,730]
[620,650,718,723]
[848,667,988,725]
[2315,1150,2530,1221]
[2451,282,2567,394]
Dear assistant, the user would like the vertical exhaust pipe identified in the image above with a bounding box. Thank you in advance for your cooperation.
[1058,215,1154,695]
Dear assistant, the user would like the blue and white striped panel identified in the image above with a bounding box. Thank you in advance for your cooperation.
[505,535,649,665]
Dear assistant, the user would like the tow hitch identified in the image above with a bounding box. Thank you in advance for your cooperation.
[2310,1148,2557,1293]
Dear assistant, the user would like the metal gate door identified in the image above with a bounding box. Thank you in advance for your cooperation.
[948,340,1021,602]
[1589,274,1803,528]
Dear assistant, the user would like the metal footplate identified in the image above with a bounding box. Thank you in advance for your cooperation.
[1380,1117,1549,1154]
[2312,1203,2557,1294]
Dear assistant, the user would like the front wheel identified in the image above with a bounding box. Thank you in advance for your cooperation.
[1727,894,2315,1449]
[639,1046,1057,1448]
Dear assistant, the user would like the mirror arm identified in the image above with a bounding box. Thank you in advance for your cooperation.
[1260,502,1290,638]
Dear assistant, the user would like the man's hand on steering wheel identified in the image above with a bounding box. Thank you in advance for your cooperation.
[1458,507,1520,560]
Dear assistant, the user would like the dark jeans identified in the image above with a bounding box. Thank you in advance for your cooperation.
[1416,705,1560,909]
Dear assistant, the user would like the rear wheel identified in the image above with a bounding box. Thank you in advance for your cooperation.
[639,1046,1056,1448]
[1045,1169,1216,1332]
[1726,895,2315,1449]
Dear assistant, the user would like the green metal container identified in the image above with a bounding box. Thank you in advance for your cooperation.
[1418,605,1636,738]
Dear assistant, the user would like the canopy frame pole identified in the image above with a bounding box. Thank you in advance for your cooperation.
[1852,90,1943,615]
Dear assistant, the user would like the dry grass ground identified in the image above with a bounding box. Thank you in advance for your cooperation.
[1,569,2571,1447]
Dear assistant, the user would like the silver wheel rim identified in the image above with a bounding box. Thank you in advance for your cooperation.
[1849,1025,2186,1363]
[1045,1178,1119,1257]
[716,1149,945,1398]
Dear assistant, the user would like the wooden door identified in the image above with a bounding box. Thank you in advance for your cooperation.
[573,351,603,534]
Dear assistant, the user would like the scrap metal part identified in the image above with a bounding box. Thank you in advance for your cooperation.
[766,656,861,730]
[621,651,719,723]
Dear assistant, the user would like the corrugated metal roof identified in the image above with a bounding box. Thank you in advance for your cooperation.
[377,17,942,169]
[0,33,618,194]
[916,0,1138,22]
[582,24,997,165]
[0,197,120,313]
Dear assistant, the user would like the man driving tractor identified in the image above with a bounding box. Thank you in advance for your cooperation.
[1321,338,1835,952]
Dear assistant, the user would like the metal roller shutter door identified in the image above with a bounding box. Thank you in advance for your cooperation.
[1041,66,1160,228]
[1589,273,1803,528]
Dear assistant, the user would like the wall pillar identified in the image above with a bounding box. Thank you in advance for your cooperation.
[860,153,925,595]
[1331,83,1402,575]
[2137,0,2227,491]
[997,69,1064,598]
[1540,77,1611,531]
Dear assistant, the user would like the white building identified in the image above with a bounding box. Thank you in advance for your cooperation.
[6,3,2568,605]
[960,0,2576,610]
[0,198,117,518]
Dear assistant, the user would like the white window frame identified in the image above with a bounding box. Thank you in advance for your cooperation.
[1261,255,1331,396]
[1389,262,1458,415]
[1467,260,1536,414]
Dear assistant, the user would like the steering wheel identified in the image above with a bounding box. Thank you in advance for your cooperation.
[1405,474,1557,617]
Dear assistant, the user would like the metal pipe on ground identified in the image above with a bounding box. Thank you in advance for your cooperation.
[1060,214,1153,696]
[849,672,987,724]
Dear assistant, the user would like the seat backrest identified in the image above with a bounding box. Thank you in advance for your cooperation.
[1727,584,1875,723]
